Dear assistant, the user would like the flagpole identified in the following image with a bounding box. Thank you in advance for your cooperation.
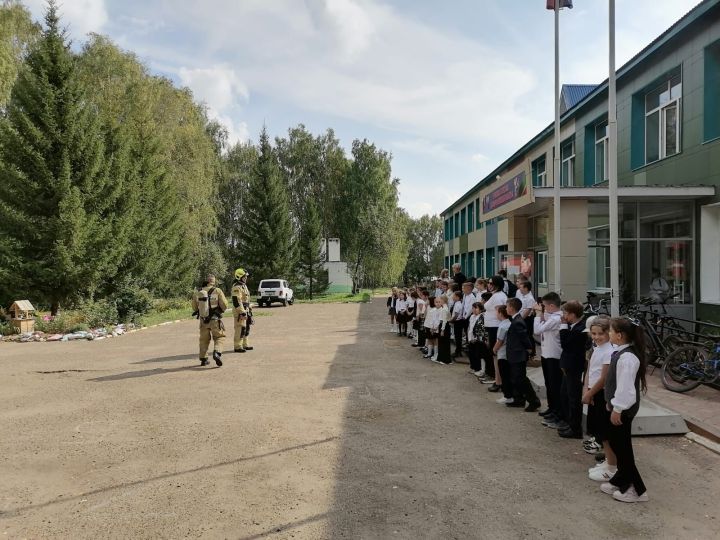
[608,0,619,316]
[553,2,562,296]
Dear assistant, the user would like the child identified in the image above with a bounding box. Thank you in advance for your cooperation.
[583,316,618,482]
[534,292,564,425]
[483,276,508,392]
[516,281,536,359]
[474,278,488,296]
[505,297,541,411]
[450,290,464,357]
[558,300,588,439]
[459,282,476,352]
[467,302,491,377]
[492,305,512,403]
[434,295,452,365]
[601,317,649,503]
[396,291,408,337]
[387,287,398,333]
[406,291,417,340]
[412,290,427,348]
[423,296,437,358]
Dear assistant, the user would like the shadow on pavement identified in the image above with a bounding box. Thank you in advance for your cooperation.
[87,365,216,382]
[131,353,199,364]
[2,437,337,518]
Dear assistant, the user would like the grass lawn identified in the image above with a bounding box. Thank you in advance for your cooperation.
[139,307,272,327]
[294,291,372,304]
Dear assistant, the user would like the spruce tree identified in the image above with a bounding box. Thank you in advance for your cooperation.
[240,127,295,284]
[0,2,124,313]
[296,200,328,299]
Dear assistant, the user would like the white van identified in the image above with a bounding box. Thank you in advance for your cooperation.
[257,279,294,307]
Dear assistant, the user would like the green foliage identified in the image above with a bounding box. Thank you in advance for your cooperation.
[76,298,119,328]
[295,291,371,304]
[114,278,153,323]
[0,1,40,108]
[404,214,444,283]
[34,312,85,334]
[0,320,17,335]
[240,127,296,285]
[296,200,328,299]
[152,298,191,313]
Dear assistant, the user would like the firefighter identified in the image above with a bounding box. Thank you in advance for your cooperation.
[231,268,254,352]
[191,274,227,366]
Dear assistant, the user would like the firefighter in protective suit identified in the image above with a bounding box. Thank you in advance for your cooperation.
[231,268,254,352]
[191,274,227,366]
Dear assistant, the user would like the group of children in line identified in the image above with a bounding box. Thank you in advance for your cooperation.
[386,267,649,504]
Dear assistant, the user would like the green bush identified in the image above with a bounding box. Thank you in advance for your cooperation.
[78,298,119,328]
[114,279,153,323]
[35,312,85,334]
[0,321,17,336]
[152,298,190,313]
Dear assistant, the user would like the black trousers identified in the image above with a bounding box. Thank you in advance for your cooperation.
[437,326,452,364]
[498,358,512,398]
[524,315,536,355]
[509,360,540,406]
[467,341,482,371]
[561,368,584,433]
[418,326,426,347]
[485,327,498,377]
[608,413,647,495]
[452,319,468,355]
[541,357,562,415]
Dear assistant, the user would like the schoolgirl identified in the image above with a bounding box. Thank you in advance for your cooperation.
[387,287,399,333]
[423,296,437,358]
[406,291,417,340]
[600,317,649,503]
[449,290,464,357]
[492,305,513,404]
[467,302,487,376]
[412,290,427,348]
[395,291,409,337]
[434,295,452,365]
[583,316,617,482]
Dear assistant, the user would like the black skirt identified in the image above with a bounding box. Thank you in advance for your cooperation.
[586,389,610,442]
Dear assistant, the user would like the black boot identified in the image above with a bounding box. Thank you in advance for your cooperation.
[213,351,223,367]
[200,358,209,366]
[234,348,246,353]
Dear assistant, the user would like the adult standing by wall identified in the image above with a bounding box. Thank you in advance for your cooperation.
[452,263,467,288]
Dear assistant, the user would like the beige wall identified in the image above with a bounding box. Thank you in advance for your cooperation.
[547,199,588,301]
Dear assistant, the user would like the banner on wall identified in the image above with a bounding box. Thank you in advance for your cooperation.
[499,251,534,281]
[478,170,534,222]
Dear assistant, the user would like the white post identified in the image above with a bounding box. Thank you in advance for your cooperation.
[553,3,562,296]
[608,0,620,317]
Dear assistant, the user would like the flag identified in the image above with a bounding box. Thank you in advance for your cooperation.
[546,0,573,9]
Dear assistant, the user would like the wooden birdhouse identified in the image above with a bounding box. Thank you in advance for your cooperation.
[9,300,36,333]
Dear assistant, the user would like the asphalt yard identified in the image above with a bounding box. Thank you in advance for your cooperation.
[1,300,719,539]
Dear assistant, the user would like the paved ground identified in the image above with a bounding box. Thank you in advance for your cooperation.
[1,299,719,539]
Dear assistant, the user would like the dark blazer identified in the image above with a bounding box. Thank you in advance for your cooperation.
[559,320,589,371]
[506,314,532,363]
[453,272,468,287]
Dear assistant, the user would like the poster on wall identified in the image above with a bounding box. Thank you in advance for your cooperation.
[478,170,534,222]
[499,251,534,281]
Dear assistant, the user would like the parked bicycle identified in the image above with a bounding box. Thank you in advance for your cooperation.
[661,341,720,393]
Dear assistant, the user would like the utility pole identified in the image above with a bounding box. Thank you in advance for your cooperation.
[553,2,562,296]
[609,0,620,317]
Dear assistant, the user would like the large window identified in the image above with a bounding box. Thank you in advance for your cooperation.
[560,139,575,187]
[536,251,548,286]
[454,212,460,238]
[645,73,682,163]
[460,208,467,235]
[531,155,547,187]
[476,250,484,278]
[595,121,608,184]
[705,40,720,142]
[700,204,720,303]
[468,202,474,233]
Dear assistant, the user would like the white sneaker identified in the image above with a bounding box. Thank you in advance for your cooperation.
[588,460,607,473]
[613,486,648,503]
[589,467,617,482]
[474,370,486,378]
[496,397,514,404]
[600,482,619,496]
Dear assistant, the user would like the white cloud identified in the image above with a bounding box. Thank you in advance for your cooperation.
[393,139,456,161]
[471,153,489,164]
[178,65,250,145]
[22,0,108,38]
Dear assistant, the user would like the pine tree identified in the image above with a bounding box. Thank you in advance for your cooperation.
[0,2,125,313]
[296,200,328,299]
[240,127,295,284]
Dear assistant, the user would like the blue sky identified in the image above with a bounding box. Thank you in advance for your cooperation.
[23,0,701,217]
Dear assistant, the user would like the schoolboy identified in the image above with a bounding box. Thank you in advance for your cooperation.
[505,298,541,412]
[558,300,588,439]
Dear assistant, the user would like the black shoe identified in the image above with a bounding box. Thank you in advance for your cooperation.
[234,348,246,353]
[200,358,209,366]
[558,429,583,439]
[488,383,501,393]
[244,346,254,351]
[506,401,526,408]
[525,402,541,413]
[538,408,553,417]
[213,351,223,367]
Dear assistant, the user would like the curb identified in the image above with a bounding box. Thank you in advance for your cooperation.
[685,432,720,455]
[683,418,720,445]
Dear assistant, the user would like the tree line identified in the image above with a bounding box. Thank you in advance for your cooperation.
[0,1,440,313]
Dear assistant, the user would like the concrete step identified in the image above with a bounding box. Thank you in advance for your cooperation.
[527,367,688,436]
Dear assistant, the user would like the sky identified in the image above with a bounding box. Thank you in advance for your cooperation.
[22,0,702,217]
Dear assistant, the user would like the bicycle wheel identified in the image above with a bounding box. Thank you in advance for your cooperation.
[661,345,707,393]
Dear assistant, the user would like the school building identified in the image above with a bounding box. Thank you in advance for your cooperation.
[441,0,720,322]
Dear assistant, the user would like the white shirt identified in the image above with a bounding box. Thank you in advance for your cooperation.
[407,298,416,313]
[396,299,408,313]
[461,292,476,319]
[534,311,562,359]
[587,341,614,388]
[416,298,426,318]
[434,288,444,298]
[437,305,450,330]
[611,344,641,412]
[517,291,535,316]
[424,307,437,329]
[451,300,463,320]
[496,319,511,359]
[468,313,481,342]
[447,293,456,311]
[483,291,508,328]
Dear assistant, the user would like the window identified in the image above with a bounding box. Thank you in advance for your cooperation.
[532,155,547,187]
[645,73,681,163]
[560,139,575,187]
[536,251,548,286]
[486,247,496,277]
[705,40,720,142]
[444,218,449,241]
[700,204,720,303]
[468,202,474,233]
[476,250,484,278]
[595,121,609,183]
[454,212,460,237]
[460,208,467,235]
[461,253,467,276]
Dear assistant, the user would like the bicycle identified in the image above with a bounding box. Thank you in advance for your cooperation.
[661,341,720,393]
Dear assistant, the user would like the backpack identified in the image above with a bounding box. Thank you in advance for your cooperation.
[196,287,216,321]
